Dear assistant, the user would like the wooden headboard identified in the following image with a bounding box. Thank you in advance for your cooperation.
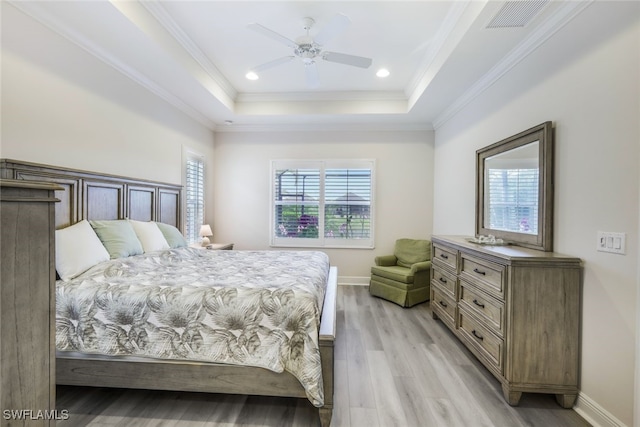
[0,159,182,231]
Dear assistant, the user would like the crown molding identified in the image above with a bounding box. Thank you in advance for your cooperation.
[432,0,594,129]
[405,0,471,99]
[236,90,407,103]
[140,1,238,103]
[215,121,434,134]
[8,1,218,130]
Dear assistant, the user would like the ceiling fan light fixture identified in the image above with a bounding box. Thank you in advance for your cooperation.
[295,43,321,59]
[246,71,259,80]
[376,68,390,78]
[247,13,373,88]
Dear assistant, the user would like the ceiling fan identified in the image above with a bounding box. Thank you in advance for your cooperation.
[247,14,373,88]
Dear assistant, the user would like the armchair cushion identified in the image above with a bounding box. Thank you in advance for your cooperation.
[374,254,398,266]
[410,260,432,275]
[371,265,415,284]
[394,238,431,268]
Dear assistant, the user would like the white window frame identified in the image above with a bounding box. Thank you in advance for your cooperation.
[183,150,205,245]
[270,159,375,249]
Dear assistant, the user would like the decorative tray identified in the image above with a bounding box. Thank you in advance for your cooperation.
[466,237,510,246]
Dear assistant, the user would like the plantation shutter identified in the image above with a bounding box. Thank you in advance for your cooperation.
[486,168,538,234]
[185,154,205,244]
[273,166,321,239]
[324,168,371,239]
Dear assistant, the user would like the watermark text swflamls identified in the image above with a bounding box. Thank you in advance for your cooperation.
[2,409,69,421]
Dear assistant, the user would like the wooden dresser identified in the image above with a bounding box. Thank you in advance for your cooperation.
[1,180,60,426]
[430,235,581,408]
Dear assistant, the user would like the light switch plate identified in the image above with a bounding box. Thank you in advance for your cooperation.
[597,231,626,255]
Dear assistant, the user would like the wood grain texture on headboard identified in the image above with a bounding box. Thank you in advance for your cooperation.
[0,159,183,231]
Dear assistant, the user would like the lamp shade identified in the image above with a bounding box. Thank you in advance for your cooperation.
[199,224,213,237]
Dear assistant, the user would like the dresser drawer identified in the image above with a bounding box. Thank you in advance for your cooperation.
[458,310,504,375]
[433,244,457,271]
[460,255,505,300]
[431,285,456,330]
[459,281,504,337]
[431,266,457,297]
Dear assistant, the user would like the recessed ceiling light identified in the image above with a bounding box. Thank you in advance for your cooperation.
[376,68,390,78]
[246,71,259,80]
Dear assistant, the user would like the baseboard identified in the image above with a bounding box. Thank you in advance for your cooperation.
[338,276,369,286]
[574,391,628,427]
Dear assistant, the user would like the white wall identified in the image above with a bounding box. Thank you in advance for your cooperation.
[433,2,639,426]
[213,130,434,279]
[1,3,215,221]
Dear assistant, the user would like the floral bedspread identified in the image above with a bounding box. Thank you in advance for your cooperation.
[56,247,330,406]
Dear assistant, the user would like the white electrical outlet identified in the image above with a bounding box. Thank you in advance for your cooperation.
[597,231,626,255]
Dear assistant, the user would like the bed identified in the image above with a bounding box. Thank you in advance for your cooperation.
[0,159,336,426]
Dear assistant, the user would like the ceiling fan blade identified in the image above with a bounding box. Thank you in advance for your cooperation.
[251,56,295,72]
[314,13,351,46]
[247,23,298,49]
[322,51,372,69]
[305,62,320,88]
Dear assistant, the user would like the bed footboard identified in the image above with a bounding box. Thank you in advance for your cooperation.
[317,266,337,427]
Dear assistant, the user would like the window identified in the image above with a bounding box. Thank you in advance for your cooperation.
[184,152,205,244]
[486,168,538,234]
[271,160,374,248]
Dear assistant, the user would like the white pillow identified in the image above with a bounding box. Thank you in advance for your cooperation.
[129,220,170,252]
[56,220,110,281]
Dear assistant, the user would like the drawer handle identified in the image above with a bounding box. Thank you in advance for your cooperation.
[472,330,484,341]
[473,299,485,309]
[440,253,449,260]
[473,268,486,276]
[439,277,447,284]
[439,300,448,308]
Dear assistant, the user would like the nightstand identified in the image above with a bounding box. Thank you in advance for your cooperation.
[191,243,234,250]
[205,243,234,250]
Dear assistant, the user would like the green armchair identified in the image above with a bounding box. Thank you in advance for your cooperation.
[369,238,431,307]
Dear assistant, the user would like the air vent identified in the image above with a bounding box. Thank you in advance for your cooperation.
[486,0,549,28]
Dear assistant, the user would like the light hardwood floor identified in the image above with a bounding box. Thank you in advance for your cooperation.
[56,285,590,427]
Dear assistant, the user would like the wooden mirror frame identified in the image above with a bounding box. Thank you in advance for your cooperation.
[476,121,554,251]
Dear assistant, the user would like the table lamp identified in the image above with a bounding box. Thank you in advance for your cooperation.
[199,224,213,246]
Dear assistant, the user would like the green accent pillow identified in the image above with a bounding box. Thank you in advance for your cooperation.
[89,220,143,259]
[156,222,188,248]
[394,238,431,268]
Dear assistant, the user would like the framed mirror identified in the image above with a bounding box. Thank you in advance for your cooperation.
[476,122,554,251]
